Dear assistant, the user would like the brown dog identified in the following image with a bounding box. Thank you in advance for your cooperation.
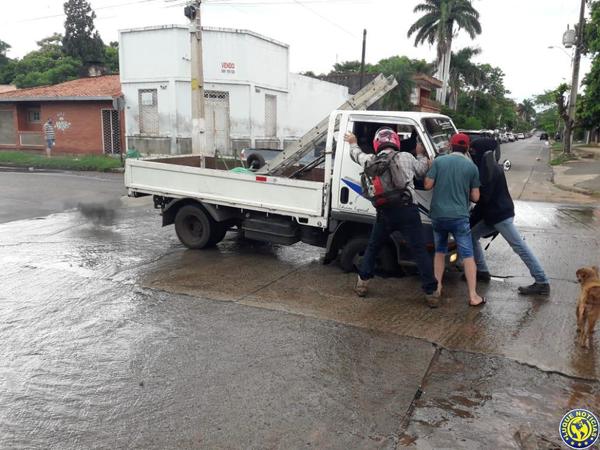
[575,266,600,348]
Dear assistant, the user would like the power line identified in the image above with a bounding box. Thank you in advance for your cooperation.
[291,0,359,39]
[4,0,164,25]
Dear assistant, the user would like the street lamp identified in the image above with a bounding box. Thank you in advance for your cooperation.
[548,45,573,62]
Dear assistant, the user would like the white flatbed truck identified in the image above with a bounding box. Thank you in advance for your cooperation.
[125,109,460,273]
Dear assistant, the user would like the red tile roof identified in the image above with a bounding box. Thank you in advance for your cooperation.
[0,85,16,94]
[0,75,121,102]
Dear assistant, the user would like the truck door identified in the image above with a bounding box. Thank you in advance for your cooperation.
[331,114,436,224]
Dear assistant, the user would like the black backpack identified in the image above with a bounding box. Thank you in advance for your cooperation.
[360,150,412,208]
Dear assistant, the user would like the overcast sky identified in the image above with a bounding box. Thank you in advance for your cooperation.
[0,0,592,101]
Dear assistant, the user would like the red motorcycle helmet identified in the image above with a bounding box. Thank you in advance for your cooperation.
[373,127,401,153]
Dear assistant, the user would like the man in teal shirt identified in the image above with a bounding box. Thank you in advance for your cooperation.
[425,133,485,307]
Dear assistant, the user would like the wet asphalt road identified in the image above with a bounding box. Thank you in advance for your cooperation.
[1,163,600,448]
[0,168,124,224]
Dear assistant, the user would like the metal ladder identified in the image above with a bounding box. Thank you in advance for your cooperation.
[261,73,398,176]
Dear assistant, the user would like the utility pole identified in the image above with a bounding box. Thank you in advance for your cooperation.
[359,29,367,89]
[185,1,207,165]
[564,0,586,154]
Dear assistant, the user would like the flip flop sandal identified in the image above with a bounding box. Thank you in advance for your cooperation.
[469,297,486,307]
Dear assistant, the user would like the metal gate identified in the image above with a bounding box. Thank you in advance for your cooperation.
[102,109,121,154]
[205,90,231,155]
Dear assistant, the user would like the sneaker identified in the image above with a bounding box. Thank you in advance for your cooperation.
[425,291,441,308]
[518,282,550,296]
[461,271,492,282]
[354,276,369,297]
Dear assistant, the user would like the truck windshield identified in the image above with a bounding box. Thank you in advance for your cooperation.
[422,117,456,155]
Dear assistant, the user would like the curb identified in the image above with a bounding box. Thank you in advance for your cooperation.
[551,181,596,196]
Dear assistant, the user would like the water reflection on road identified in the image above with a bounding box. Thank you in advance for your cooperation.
[0,200,598,448]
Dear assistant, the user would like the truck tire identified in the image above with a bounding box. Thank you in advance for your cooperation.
[247,153,266,170]
[175,205,220,249]
[210,223,228,245]
[339,236,397,274]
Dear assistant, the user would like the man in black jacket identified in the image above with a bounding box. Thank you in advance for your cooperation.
[469,139,550,295]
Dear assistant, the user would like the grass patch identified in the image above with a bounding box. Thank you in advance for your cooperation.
[0,151,123,172]
[550,152,578,166]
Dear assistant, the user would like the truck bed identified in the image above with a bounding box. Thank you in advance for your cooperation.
[125,156,328,226]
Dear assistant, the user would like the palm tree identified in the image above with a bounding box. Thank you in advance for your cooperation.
[519,98,536,124]
[407,0,482,106]
[448,46,481,110]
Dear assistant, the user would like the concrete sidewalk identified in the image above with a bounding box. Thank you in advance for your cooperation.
[553,145,600,196]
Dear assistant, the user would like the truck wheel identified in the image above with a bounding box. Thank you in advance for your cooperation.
[339,237,397,274]
[210,223,228,245]
[174,205,216,249]
[247,154,266,170]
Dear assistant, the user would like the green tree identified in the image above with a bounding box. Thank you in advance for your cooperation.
[579,0,600,135]
[9,34,82,88]
[407,0,482,105]
[0,39,11,66]
[368,55,435,111]
[104,41,119,73]
[534,86,564,135]
[0,39,13,84]
[331,60,364,73]
[448,46,481,110]
[63,0,105,63]
[518,98,536,124]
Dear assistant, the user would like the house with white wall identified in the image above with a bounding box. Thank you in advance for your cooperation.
[119,25,349,155]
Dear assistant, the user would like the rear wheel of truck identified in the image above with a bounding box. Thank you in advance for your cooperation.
[174,205,223,249]
[339,236,398,274]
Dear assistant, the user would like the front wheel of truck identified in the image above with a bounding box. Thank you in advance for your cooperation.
[174,205,222,249]
[339,236,398,275]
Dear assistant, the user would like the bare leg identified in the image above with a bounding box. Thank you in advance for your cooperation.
[46,146,51,158]
[434,252,445,296]
[463,257,484,305]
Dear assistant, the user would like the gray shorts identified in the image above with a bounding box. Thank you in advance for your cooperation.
[46,139,55,148]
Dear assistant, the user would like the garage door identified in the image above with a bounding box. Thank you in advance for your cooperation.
[0,110,16,145]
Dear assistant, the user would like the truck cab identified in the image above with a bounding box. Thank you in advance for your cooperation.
[321,110,458,271]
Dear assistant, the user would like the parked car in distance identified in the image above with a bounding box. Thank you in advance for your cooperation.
[458,129,501,161]
[459,129,496,144]
[507,132,516,142]
[540,132,549,141]
[517,132,525,139]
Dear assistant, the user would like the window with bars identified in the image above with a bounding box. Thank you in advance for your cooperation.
[138,89,158,135]
[102,109,121,154]
[27,109,41,123]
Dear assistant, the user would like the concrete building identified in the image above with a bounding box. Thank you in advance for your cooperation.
[0,76,123,154]
[410,74,443,113]
[119,25,349,155]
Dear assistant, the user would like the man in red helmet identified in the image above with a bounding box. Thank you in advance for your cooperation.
[424,133,485,307]
[344,127,439,307]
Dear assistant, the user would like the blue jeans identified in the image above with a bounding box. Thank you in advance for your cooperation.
[471,217,549,283]
[432,217,474,259]
[359,205,438,295]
